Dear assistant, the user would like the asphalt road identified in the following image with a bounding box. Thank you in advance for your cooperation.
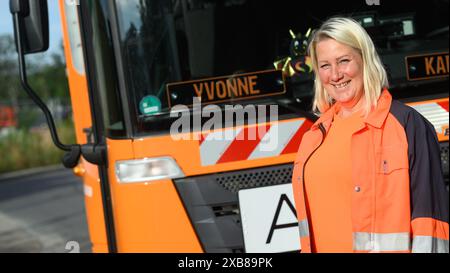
[0,166,91,253]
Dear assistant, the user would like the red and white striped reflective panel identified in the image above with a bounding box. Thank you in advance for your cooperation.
[199,119,312,166]
[408,100,449,134]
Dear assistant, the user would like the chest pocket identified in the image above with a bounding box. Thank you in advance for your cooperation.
[376,145,409,174]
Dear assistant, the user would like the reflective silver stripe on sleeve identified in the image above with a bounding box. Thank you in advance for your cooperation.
[298,219,310,238]
[353,232,411,252]
[412,236,449,253]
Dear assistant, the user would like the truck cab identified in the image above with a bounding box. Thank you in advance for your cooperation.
[11,0,449,252]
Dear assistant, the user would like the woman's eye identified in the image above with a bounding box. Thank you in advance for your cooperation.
[320,64,330,69]
[340,59,350,64]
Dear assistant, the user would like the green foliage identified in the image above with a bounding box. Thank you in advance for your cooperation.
[0,35,70,101]
[16,108,40,129]
[0,35,21,102]
[0,34,74,173]
[27,52,70,99]
[0,119,76,173]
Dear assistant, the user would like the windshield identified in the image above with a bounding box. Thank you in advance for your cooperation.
[113,0,449,135]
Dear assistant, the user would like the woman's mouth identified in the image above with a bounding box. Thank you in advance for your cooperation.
[333,80,351,89]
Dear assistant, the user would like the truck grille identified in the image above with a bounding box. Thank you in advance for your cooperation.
[215,165,293,193]
[173,164,293,253]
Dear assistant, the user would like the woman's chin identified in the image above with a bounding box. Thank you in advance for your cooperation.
[334,95,355,104]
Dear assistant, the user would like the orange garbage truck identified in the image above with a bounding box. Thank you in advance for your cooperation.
[10,0,448,252]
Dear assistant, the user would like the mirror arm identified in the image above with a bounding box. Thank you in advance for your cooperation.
[12,12,81,168]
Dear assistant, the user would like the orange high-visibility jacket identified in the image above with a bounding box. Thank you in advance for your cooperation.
[292,90,449,253]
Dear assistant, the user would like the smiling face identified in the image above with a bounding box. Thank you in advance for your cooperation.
[316,38,365,110]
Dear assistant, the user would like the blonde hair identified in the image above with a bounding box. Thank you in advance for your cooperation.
[308,17,389,115]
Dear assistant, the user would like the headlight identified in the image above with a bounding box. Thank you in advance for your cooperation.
[115,157,185,183]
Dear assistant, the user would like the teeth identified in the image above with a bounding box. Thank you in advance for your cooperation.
[335,81,350,88]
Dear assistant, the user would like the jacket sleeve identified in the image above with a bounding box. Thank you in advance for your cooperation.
[404,108,449,253]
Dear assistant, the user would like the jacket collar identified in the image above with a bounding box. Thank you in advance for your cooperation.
[311,89,392,131]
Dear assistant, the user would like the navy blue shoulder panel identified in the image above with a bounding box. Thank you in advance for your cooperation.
[389,100,449,223]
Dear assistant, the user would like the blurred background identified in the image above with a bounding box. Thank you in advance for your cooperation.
[0,1,89,253]
[0,1,75,173]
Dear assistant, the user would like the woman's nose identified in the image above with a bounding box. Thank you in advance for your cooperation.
[331,66,343,82]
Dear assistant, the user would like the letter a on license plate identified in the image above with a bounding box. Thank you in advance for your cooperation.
[238,183,300,253]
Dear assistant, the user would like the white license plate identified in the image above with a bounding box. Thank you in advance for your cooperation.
[238,183,300,253]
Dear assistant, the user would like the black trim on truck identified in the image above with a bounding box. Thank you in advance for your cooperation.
[78,1,118,253]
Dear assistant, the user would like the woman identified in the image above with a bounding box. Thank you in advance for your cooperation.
[291,17,449,253]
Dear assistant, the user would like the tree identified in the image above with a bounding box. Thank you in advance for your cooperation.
[0,35,21,106]
[0,35,71,128]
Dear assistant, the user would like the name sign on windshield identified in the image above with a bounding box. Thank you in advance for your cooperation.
[166,69,286,108]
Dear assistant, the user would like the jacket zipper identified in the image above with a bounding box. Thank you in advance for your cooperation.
[300,123,327,247]
[302,123,327,186]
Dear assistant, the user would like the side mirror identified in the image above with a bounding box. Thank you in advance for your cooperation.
[10,0,49,54]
